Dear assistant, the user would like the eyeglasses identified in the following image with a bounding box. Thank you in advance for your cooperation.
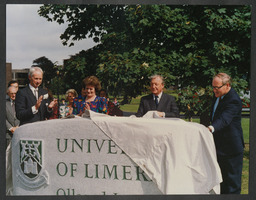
[212,83,226,90]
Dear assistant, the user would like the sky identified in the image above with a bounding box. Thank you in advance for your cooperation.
[6,4,96,69]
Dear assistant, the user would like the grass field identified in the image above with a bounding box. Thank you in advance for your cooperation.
[119,95,250,194]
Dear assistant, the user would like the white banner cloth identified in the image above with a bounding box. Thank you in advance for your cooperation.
[85,110,222,194]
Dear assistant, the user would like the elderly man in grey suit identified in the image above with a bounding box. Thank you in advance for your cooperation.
[135,75,180,118]
[6,86,20,148]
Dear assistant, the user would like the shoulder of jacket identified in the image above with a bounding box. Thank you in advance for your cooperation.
[226,88,240,98]
[17,86,28,95]
[142,94,153,99]
[163,92,174,99]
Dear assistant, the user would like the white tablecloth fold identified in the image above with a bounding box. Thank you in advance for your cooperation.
[85,110,222,194]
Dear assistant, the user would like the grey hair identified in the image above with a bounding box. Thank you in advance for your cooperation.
[214,73,232,86]
[149,74,165,85]
[28,66,43,78]
[7,85,18,93]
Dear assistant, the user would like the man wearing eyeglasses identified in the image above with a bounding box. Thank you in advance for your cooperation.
[208,73,244,194]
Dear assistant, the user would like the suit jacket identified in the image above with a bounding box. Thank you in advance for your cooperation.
[210,88,244,156]
[6,98,20,139]
[135,93,180,118]
[15,86,51,125]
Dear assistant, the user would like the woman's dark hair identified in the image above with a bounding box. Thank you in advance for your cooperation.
[82,76,101,92]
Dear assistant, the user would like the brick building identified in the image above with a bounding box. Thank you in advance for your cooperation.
[6,63,29,90]
[6,63,12,89]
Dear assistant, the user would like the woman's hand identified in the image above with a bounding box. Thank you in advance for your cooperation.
[67,107,73,116]
[85,103,91,111]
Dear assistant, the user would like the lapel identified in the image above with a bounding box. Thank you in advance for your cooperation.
[38,87,48,115]
[213,100,222,121]
[6,99,14,115]
[6,98,18,120]
[26,86,37,105]
[148,94,157,110]
[211,96,217,118]
[38,87,47,99]
[38,87,43,98]
[213,98,221,120]
[157,93,166,110]
[212,89,232,120]
[215,89,231,112]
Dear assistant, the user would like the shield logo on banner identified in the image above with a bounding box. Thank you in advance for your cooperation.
[20,140,42,179]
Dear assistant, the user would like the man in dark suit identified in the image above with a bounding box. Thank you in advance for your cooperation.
[208,73,244,194]
[6,86,20,148]
[15,66,57,125]
[135,75,179,118]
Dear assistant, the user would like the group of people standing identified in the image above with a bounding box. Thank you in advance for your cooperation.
[49,75,123,119]
[6,65,244,194]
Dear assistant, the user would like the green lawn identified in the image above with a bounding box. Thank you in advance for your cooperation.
[241,144,249,194]
[120,96,250,194]
[119,96,141,112]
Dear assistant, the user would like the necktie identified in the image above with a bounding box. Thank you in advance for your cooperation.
[34,88,38,100]
[155,96,159,108]
[212,97,220,120]
[12,101,16,115]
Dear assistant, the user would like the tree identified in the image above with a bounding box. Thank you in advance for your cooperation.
[61,44,103,94]
[38,5,251,111]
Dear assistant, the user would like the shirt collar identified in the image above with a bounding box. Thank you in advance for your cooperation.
[153,92,163,100]
[29,84,38,91]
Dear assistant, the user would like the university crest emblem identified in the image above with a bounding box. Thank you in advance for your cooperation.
[17,140,49,188]
[20,140,42,179]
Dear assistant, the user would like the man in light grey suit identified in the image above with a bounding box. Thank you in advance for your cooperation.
[135,75,180,118]
[6,80,19,100]
[6,86,20,148]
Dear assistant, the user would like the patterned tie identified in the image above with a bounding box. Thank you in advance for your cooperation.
[155,96,159,108]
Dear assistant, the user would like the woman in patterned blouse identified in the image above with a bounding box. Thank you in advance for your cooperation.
[73,76,108,115]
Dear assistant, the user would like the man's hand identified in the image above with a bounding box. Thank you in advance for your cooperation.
[10,126,19,133]
[157,111,164,117]
[35,95,43,110]
[208,126,212,133]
